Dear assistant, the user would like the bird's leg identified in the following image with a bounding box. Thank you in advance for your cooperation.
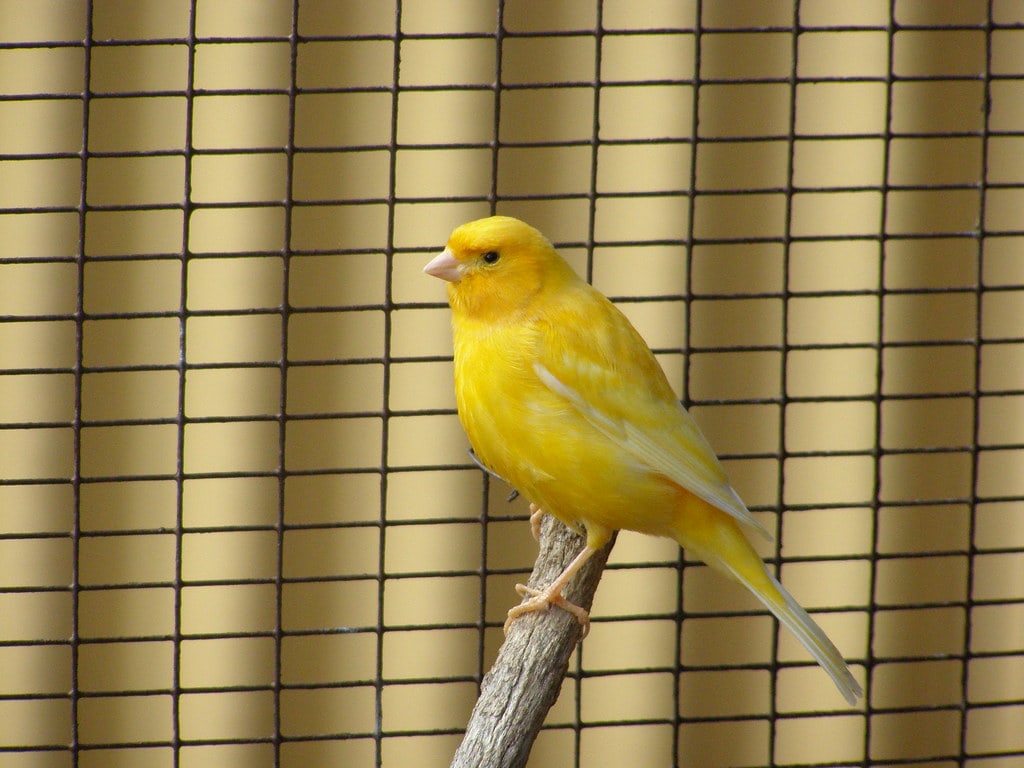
[504,543,598,636]
[528,503,545,542]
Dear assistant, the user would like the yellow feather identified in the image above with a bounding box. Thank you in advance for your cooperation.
[426,215,862,704]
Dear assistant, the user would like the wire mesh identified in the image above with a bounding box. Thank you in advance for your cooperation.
[1,0,1023,766]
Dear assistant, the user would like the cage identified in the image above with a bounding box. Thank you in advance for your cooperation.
[1,1,1023,767]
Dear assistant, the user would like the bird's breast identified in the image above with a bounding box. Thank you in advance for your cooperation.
[452,318,547,477]
[451,317,677,535]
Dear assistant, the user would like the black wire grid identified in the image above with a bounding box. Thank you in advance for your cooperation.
[1,1,1023,767]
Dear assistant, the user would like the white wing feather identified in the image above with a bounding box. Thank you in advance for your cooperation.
[533,361,771,539]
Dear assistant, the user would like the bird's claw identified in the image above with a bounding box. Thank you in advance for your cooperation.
[503,581,591,637]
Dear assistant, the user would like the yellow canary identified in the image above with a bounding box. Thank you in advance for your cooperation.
[424,215,862,704]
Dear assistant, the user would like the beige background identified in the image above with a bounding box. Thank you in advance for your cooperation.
[2,0,1023,766]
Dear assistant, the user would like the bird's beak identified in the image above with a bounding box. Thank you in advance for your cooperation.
[423,247,462,282]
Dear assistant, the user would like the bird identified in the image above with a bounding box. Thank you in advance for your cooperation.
[423,215,862,705]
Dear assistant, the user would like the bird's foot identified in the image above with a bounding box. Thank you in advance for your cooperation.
[503,581,591,636]
[528,503,546,542]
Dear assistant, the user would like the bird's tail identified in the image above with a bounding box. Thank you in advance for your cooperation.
[673,498,863,705]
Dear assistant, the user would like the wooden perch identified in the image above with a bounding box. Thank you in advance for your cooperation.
[450,514,616,768]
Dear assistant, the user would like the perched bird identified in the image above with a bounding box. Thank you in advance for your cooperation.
[424,215,862,704]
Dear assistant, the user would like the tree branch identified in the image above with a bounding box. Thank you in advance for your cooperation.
[450,514,616,768]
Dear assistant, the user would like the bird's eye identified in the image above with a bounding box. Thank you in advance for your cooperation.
[482,251,500,264]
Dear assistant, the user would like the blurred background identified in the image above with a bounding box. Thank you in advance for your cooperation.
[2,0,1023,766]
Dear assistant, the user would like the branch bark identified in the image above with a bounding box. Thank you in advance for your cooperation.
[450,514,616,768]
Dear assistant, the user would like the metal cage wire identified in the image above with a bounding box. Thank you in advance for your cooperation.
[1,1,1023,767]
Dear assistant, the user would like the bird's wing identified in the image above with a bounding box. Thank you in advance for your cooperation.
[533,291,771,539]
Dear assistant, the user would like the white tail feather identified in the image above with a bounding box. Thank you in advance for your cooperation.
[701,549,862,705]
[760,572,862,705]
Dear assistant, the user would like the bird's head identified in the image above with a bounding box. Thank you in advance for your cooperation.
[424,216,578,321]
